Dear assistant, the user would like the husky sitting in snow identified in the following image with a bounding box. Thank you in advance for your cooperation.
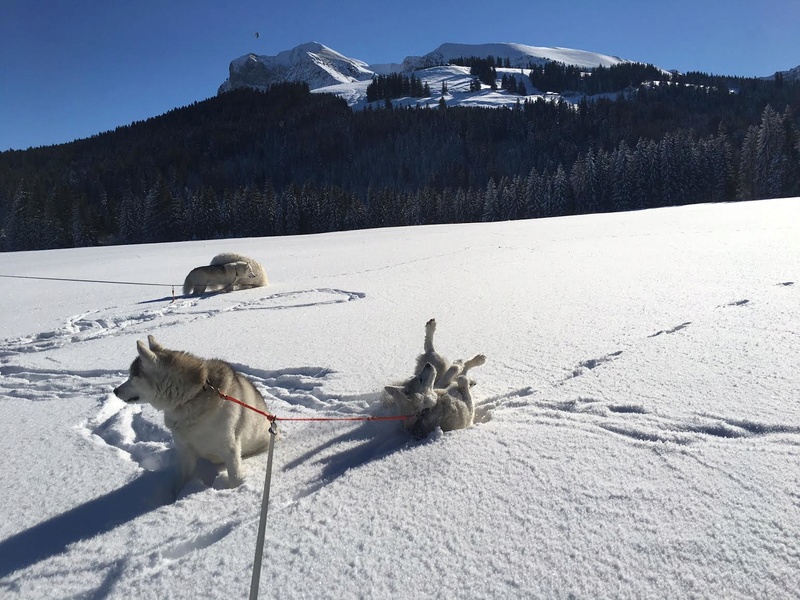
[384,318,485,436]
[114,336,272,490]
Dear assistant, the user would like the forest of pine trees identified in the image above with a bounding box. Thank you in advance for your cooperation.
[1,72,799,251]
[366,73,431,103]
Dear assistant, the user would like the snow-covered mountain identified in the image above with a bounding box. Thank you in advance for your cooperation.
[218,42,374,93]
[218,41,635,108]
[400,42,627,71]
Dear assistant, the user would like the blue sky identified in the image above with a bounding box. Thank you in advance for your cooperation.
[1,0,798,151]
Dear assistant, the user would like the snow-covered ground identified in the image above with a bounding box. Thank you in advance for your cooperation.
[0,198,799,599]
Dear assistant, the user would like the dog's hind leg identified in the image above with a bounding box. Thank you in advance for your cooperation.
[420,318,451,378]
[456,375,476,426]
[423,318,437,354]
[438,363,463,388]
[462,354,486,377]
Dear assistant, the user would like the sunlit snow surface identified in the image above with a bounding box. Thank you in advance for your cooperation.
[0,198,798,599]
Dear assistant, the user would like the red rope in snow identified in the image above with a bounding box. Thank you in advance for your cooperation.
[207,382,408,424]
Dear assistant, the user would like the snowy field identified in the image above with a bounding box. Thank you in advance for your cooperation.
[0,198,798,599]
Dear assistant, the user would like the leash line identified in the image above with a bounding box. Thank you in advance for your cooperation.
[250,421,277,600]
[0,273,180,287]
[207,382,408,424]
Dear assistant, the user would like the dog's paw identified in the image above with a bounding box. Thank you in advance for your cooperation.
[471,354,487,366]
[425,318,437,331]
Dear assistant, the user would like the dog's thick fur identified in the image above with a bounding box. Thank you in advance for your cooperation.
[183,252,268,295]
[409,372,476,439]
[384,318,485,435]
[114,336,271,489]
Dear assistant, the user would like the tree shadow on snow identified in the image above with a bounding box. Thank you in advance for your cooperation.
[0,469,175,578]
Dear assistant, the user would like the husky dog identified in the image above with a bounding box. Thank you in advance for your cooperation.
[384,318,485,434]
[182,252,268,295]
[114,336,272,490]
[408,373,476,439]
[413,318,486,389]
[209,253,268,289]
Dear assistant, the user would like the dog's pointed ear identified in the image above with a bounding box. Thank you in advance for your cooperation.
[147,335,163,352]
[384,386,402,400]
[137,339,158,364]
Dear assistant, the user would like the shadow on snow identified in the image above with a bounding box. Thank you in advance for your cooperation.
[0,469,174,579]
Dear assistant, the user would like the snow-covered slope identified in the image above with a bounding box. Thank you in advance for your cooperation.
[218,40,635,107]
[1,197,799,599]
[401,42,627,71]
[218,42,374,93]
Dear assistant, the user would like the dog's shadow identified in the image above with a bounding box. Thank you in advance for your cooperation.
[283,418,412,489]
[0,469,175,579]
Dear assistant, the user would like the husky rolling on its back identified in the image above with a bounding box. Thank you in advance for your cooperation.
[182,252,268,295]
[114,336,272,491]
[408,372,476,439]
[384,318,486,436]
[414,318,485,388]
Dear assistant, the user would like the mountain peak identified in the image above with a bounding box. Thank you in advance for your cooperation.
[219,41,373,94]
[401,42,627,71]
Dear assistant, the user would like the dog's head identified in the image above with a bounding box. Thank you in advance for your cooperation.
[384,362,438,416]
[114,336,205,410]
[232,261,257,279]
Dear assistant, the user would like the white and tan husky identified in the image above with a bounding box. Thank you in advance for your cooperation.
[114,336,272,489]
[183,252,268,295]
[384,318,485,436]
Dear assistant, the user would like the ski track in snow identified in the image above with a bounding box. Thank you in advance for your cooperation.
[1,279,798,580]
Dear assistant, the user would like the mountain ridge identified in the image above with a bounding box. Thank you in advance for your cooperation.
[219,41,800,106]
[218,41,636,107]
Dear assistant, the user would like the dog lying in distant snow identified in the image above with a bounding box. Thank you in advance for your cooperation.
[183,252,268,295]
[114,336,272,491]
[384,318,485,437]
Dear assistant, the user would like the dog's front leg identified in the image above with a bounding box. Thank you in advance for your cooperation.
[175,442,198,493]
[224,439,244,487]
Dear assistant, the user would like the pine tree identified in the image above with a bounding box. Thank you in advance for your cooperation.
[482,179,498,221]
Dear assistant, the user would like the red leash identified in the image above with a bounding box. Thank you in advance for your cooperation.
[207,382,408,424]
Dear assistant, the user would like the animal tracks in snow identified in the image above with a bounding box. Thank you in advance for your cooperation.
[0,288,364,357]
[562,276,796,383]
[529,395,800,447]
[648,321,692,338]
[563,350,624,381]
[0,365,122,403]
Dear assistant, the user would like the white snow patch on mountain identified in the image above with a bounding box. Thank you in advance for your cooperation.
[220,41,638,108]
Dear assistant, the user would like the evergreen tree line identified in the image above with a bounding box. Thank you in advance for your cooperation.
[366,73,431,102]
[528,61,670,94]
[1,77,798,251]
[500,73,525,95]
[449,56,500,87]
